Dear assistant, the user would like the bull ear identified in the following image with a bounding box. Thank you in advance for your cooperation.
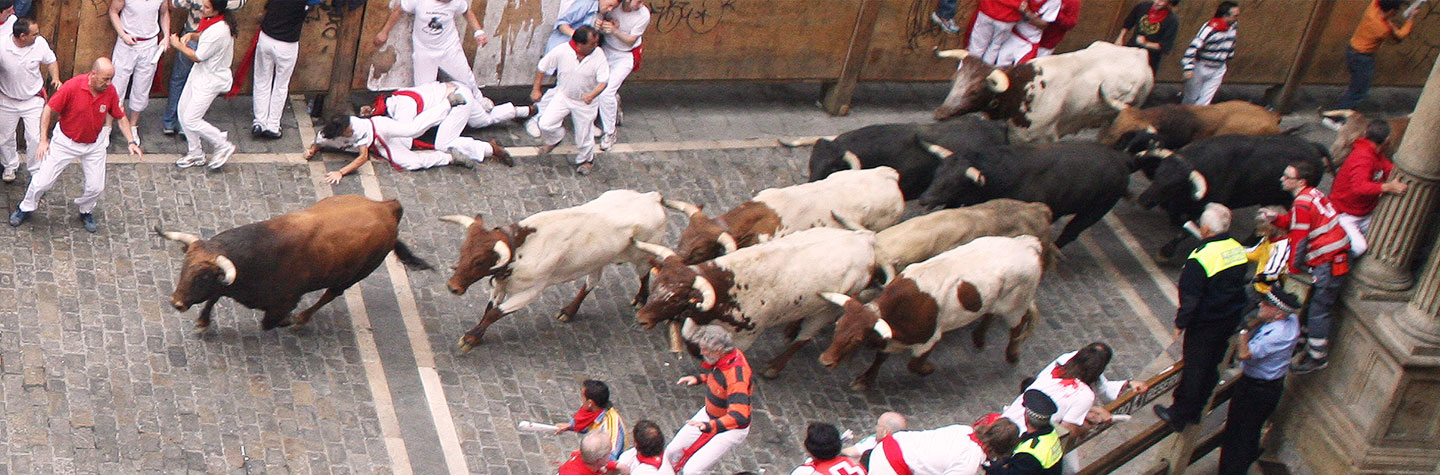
[986,70,1010,93]
[957,281,983,312]
[1189,171,1209,200]
[965,167,986,186]
[691,276,716,312]
[439,215,476,228]
[213,255,237,286]
[490,241,512,271]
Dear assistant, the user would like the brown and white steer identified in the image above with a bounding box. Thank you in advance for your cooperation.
[668,166,904,264]
[1097,100,1282,156]
[934,41,1153,143]
[876,198,1054,273]
[441,189,668,352]
[1321,109,1410,166]
[633,226,881,378]
[818,235,1045,391]
[157,195,432,331]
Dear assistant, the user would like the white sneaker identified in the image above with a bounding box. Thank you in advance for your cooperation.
[207,142,236,169]
[175,154,206,168]
[599,133,617,151]
[524,116,541,138]
[2,167,14,183]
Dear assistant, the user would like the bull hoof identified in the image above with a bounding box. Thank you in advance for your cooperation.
[457,340,477,354]
[908,362,936,376]
[761,367,782,380]
[849,379,872,391]
[192,322,212,334]
[1006,352,1020,365]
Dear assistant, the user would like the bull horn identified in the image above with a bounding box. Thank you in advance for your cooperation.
[841,151,862,170]
[490,241,512,271]
[692,276,716,312]
[213,255,237,286]
[1100,89,1131,111]
[632,240,678,260]
[936,49,970,60]
[873,318,894,340]
[965,167,986,186]
[662,199,702,218]
[880,262,896,285]
[919,141,954,159]
[1189,171,1209,200]
[1319,109,1356,120]
[1149,148,1175,159]
[818,292,852,307]
[986,70,1009,93]
[156,228,201,246]
[439,215,476,228]
[716,232,739,254]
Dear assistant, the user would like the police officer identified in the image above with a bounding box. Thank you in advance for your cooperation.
[1155,203,1249,431]
[984,389,1063,474]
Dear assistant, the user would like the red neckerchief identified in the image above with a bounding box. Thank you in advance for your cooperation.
[556,451,605,475]
[969,432,987,453]
[701,349,744,370]
[569,39,592,60]
[880,434,913,475]
[1146,5,1170,24]
[196,15,225,34]
[570,406,603,431]
[1051,366,1081,388]
[635,453,663,468]
[1205,17,1231,32]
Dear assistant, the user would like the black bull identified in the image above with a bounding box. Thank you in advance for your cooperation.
[805,117,1008,199]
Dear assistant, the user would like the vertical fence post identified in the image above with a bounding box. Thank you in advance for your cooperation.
[324,0,368,117]
[821,0,882,116]
[54,0,83,77]
[1271,0,1329,113]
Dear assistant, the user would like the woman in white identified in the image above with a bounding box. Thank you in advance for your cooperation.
[108,0,169,145]
[168,0,235,169]
[595,0,648,151]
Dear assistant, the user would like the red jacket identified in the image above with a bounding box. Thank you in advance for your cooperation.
[1331,138,1395,216]
[1272,187,1350,275]
[1038,0,1082,49]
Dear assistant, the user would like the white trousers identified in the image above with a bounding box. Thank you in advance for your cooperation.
[412,45,478,90]
[537,93,599,165]
[372,105,459,169]
[1181,62,1227,106]
[252,32,299,132]
[967,13,1015,65]
[597,48,635,134]
[179,81,230,157]
[0,94,43,171]
[664,408,749,475]
[1338,213,1372,256]
[20,127,108,213]
[111,36,161,113]
[992,33,1039,67]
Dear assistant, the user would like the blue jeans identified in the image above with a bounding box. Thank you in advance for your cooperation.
[14,0,31,17]
[163,39,199,130]
[936,0,958,18]
[1307,262,1345,342]
[1338,48,1375,109]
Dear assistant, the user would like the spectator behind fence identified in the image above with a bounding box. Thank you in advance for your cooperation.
[1179,1,1239,105]
[1001,342,1150,440]
[1218,289,1302,475]
[1330,120,1408,256]
[1115,0,1180,73]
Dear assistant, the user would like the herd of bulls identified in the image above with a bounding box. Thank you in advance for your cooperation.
[150,41,1380,391]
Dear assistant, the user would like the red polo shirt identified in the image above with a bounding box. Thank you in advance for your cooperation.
[47,74,123,144]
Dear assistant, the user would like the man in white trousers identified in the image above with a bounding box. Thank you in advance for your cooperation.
[307,98,510,185]
[373,0,488,92]
[1180,1,1238,105]
[967,0,1024,64]
[992,0,1061,67]
[595,0,647,151]
[11,58,144,233]
[359,81,527,163]
[244,0,317,139]
[531,25,607,175]
[108,0,169,145]
[0,18,62,183]
[665,325,753,475]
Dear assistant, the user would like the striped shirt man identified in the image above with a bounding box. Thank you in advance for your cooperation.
[1180,2,1238,105]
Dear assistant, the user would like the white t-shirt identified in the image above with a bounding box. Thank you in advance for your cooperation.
[537,45,609,102]
[120,0,166,39]
[187,21,234,92]
[871,425,987,475]
[0,34,56,100]
[616,448,675,475]
[1001,351,1100,429]
[601,5,650,53]
[0,15,15,39]
[1013,0,1061,43]
[401,0,469,52]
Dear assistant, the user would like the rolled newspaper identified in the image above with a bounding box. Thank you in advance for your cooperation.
[517,421,561,433]
[1404,0,1428,19]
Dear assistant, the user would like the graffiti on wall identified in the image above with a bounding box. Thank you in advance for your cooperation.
[651,0,737,34]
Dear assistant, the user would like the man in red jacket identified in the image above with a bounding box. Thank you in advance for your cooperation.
[1261,160,1350,374]
[1331,120,1408,256]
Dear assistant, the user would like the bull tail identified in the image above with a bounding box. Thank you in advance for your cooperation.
[393,241,433,271]
[829,211,868,232]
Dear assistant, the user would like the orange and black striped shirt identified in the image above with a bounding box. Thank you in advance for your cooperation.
[695,349,753,432]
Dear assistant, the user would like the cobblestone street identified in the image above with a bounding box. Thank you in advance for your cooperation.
[0,81,1396,474]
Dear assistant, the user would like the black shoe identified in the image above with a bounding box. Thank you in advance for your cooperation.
[251,124,264,137]
[9,208,29,227]
[1153,405,1187,432]
[260,129,283,140]
[79,213,97,233]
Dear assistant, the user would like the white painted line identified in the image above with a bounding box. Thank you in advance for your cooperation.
[292,95,316,152]
[1102,214,1180,307]
[107,153,307,164]
[1078,233,1176,348]
[308,160,414,475]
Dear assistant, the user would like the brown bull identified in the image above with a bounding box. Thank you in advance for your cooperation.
[1322,109,1410,165]
[157,195,431,331]
[1098,100,1282,156]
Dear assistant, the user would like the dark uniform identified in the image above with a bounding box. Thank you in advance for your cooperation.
[1158,233,1249,428]
[985,390,1063,475]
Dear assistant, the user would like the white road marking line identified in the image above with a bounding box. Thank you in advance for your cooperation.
[1078,233,1176,348]
[1102,214,1180,306]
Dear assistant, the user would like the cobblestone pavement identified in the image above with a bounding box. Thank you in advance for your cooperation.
[0,81,1416,474]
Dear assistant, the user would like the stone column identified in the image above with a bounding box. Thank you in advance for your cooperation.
[1398,235,1440,344]
[1354,57,1440,292]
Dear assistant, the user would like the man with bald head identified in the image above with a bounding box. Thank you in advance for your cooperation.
[11,57,143,233]
[557,431,618,475]
[842,412,908,461]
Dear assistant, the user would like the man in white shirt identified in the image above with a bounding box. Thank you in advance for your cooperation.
[374,0,488,92]
[108,0,169,144]
[531,25,608,175]
[357,81,513,164]
[595,0,648,151]
[866,423,1001,475]
[161,0,248,136]
[615,420,675,475]
[999,343,1148,439]
[0,18,61,183]
[992,0,1062,66]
